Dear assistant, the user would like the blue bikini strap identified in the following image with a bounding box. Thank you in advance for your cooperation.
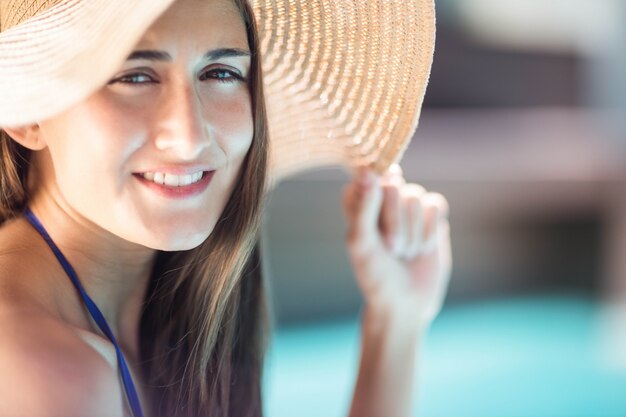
[23,208,145,417]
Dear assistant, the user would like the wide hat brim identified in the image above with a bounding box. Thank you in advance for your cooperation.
[0,0,435,184]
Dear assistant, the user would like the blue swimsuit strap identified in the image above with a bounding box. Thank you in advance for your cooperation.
[23,208,145,417]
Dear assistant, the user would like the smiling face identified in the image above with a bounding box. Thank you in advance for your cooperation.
[28,0,254,250]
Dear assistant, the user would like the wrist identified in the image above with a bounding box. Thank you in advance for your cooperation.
[362,298,433,336]
[361,302,429,344]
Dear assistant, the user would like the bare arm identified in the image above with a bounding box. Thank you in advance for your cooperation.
[342,166,451,417]
[349,307,422,417]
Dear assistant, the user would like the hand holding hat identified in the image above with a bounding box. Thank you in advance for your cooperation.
[342,164,451,329]
[342,164,451,417]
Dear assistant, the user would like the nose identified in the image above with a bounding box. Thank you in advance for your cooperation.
[154,81,212,161]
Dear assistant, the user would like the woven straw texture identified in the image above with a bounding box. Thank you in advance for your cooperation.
[252,0,435,181]
[0,0,435,183]
[0,0,176,124]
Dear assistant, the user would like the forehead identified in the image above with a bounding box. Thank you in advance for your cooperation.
[136,0,248,51]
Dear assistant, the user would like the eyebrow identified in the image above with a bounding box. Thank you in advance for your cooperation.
[126,48,251,62]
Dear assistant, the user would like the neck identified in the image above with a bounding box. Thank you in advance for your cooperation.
[24,195,157,361]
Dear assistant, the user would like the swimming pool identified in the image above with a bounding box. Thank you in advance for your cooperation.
[263,296,626,417]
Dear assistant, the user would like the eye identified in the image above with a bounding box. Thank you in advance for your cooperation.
[200,67,245,84]
[109,72,156,85]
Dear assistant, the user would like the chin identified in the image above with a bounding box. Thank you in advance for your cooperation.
[158,234,210,252]
[131,215,219,251]
[131,228,211,252]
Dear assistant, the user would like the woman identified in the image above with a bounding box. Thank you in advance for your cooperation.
[0,0,450,416]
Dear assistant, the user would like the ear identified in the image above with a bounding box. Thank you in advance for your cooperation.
[3,124,47,151]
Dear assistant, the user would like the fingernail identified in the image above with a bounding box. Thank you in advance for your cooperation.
[389,163,402,175]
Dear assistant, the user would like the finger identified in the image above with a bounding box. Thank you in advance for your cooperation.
[438,218,452,276]
[379,179,405,254]
[403,184,427,259]
[343,167,383,251]
[432,216,452,310]
[379,167,409,255]
[380,163,405,186]
[422,192,450,253]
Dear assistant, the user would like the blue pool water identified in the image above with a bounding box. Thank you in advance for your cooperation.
[263,296,626,417]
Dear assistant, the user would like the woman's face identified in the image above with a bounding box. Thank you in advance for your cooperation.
[33,0,253,250]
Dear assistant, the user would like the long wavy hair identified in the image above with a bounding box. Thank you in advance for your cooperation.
[0,1,270,416]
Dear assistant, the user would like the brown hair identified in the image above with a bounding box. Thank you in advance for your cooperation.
[0,134,30,219]
[0,1,270,416]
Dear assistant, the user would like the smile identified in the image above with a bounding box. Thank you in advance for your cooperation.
[142,171,204,187]
[133,170,215,199]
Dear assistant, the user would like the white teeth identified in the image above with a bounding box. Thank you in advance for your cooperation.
[179,174,192,186]
[153,172,165,185]
[163,173,179,187]
[142,171,204,187]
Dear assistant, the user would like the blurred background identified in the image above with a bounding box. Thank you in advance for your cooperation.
[261,1,626,416]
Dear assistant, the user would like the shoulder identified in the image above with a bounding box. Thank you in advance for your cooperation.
[0,219,128,416]
[0,302,127,416]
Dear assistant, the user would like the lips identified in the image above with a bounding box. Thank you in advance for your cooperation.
[133,170,215,199]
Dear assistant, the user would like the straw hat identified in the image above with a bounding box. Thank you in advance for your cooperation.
[0,0,435,183]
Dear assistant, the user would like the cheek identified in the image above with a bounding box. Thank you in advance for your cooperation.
[205,91,254,160]
[39,98,146,219]
[42,107,129,179]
